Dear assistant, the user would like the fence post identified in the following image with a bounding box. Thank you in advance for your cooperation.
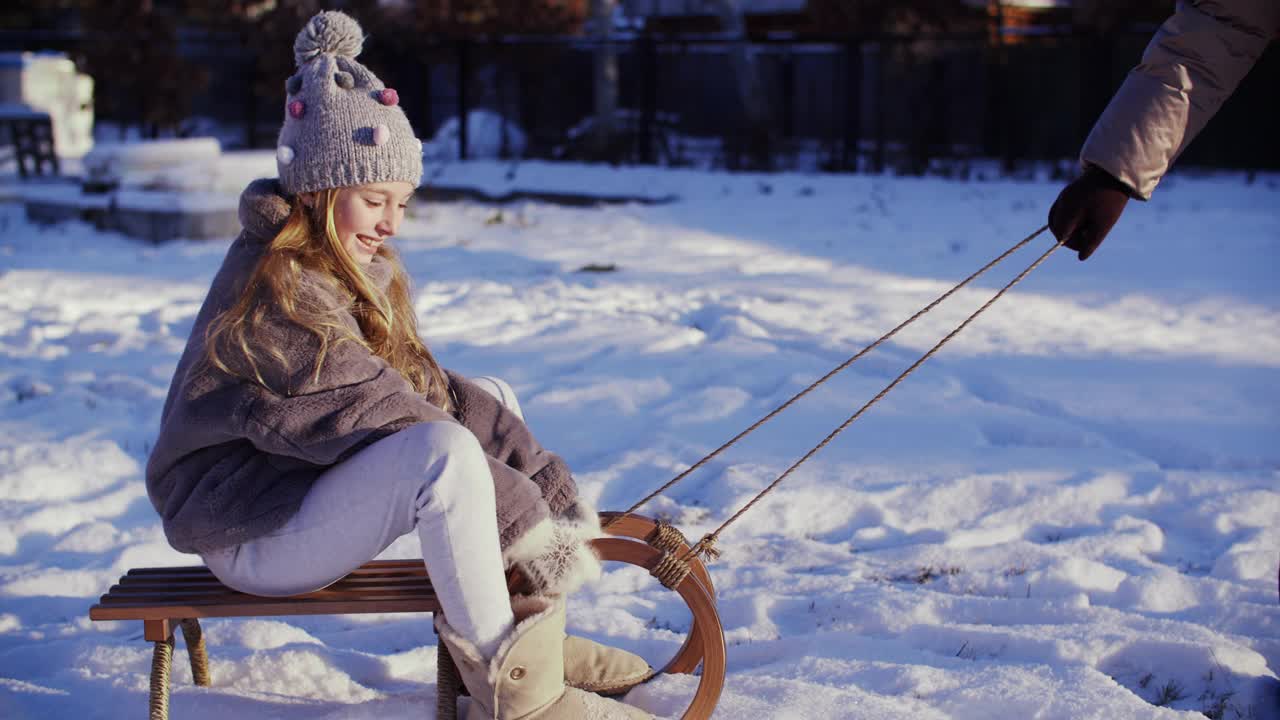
[244,49,259,149]
[640,33,657,164]
[872,41,885,174]
[1078,32,1112,147]
[995,29,1013,173]
[420,52,433,149]
[781,48,794,140]
[999,44,1013,173]
[982,31,1008,172]
[457,37,469,161]
[497,38,509,159]
[842,39,861,172]
[516,60,534,158]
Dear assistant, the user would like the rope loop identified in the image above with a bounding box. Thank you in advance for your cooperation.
[650,550,693,590]
[691,533,722,562]
[646,520,690,554]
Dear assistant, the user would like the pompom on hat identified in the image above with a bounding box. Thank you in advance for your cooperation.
[276,11,422,195]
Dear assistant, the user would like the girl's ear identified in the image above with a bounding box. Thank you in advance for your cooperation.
[299,192,316,209]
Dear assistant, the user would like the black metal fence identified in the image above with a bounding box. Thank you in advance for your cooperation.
[3,28,1277,173]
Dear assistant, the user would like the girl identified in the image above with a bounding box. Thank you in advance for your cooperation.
[146,11,651,719]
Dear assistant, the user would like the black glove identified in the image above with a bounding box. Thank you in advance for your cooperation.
[1048,165,1133,261]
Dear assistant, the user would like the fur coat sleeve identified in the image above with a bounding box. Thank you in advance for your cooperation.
[446,371,579,516]
[445,371,605,595]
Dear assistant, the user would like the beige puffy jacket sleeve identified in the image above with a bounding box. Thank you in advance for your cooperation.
[1080,0,1278,200]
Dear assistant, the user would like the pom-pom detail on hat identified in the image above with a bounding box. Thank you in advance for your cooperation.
[294,10,364,66]
[372,124,390,147]
[334,71,355,90]
[288,100,305,119]
[286,74,303,95]
[379,88,399,106]
[277,145,295,165]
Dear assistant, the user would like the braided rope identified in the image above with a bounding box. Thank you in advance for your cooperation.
[437,641,461,720]
[149,635,175,720]
[646,520,690,553]
[650,550,693,590]
[180,619,210,687]
[604,225,1050,536]
[682,239,1064,560]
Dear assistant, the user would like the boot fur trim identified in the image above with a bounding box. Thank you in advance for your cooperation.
[502,516,555,568]
[503,499,604,596]
[554,497,606,544]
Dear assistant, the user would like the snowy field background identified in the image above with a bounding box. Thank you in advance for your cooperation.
[0,159,1277,719]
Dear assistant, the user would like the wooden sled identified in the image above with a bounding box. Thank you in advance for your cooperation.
[89,511,725,720]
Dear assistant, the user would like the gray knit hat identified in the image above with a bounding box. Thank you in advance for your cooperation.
[276,11,422,194]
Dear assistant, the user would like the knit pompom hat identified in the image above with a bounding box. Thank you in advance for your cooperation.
[276,11,422,194]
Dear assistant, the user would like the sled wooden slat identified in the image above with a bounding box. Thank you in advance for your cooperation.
[99,588,439,606]
[107,573,435,591]
[124,559,426,577]
[93,598,442,621]
[116,575,432,588]
[89,513,723,720]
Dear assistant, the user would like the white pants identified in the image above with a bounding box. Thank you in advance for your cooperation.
[203,377,524,655]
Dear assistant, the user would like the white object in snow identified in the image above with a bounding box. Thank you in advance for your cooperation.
[82,137,222,192]
[425,109,527,161]
[0,52,94,157]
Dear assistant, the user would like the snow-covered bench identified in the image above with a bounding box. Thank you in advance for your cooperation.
[89,514,725,720]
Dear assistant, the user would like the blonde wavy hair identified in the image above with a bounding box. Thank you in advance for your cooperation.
[204,188,451,410]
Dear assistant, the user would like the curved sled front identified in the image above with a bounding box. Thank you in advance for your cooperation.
[592,514,726,720]
[597,511,718,673]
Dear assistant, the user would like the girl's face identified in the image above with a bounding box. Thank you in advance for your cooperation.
[329,182,415,265]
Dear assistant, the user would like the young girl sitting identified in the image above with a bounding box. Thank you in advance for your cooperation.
[145,11,651,719]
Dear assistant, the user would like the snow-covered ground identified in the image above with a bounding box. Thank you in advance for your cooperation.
[1,160,1277,719]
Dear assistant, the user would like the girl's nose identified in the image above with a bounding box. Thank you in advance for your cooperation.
[377,214,397,238]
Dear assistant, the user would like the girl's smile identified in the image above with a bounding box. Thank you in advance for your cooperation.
[330,181,415,265]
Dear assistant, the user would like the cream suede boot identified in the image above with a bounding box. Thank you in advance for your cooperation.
[438,596,653,720]
[450,633,653,698]
[563,633,653,695]
[504,499,652,696]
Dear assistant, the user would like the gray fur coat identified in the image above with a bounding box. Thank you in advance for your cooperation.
[146,179,600,594]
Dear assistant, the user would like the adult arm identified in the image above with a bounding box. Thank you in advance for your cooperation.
[1081,0,1277,199]
[1052,0,1276,260]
